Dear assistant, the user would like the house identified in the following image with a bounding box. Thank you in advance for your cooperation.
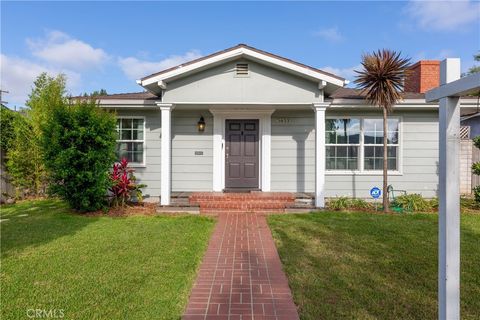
[94,44,478,208]
[461,112,480,138]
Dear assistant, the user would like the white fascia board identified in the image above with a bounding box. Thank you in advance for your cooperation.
[96,99,157,106]
[141,47,345,87]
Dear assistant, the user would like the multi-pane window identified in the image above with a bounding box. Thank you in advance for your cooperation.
[325,119,360,170]
[116,118,144,164]
[363,119,399,171]
[325,118,400,172]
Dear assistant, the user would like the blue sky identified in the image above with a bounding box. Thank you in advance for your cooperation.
[1,1,479,107]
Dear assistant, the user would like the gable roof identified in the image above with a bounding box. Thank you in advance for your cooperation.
[138,44,347,94]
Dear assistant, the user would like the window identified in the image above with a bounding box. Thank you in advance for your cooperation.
[325,117,400,172]
[116,118,145,164]
[363,119,399,171]
[325,119,360,170]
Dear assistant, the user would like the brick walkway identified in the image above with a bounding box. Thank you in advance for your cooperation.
[183,213,299,320]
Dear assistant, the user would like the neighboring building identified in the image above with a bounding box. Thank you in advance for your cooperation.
[93,44,478,206]
[461,112,480,138]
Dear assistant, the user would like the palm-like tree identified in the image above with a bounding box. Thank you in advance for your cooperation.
[354,50,411,212]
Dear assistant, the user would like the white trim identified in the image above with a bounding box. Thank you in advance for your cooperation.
[210,108,275,191]
[157,103,174,206]
[313,102,329,208]
[115,115,146,167]
[324,116,403,175]
[140,46,346,87]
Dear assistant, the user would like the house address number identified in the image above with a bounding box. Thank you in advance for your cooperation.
[276,118,292,124]
[194,151,204,156]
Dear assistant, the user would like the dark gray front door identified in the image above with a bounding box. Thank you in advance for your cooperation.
[225,120,259,189]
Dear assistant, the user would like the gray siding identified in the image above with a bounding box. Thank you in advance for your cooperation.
[117,108,440,199]
[325,110,439,198]
[271,110,316,192]
[162,59,323,104]
[116,109,162,200]
[271,109,440,198]
[172,110,213,191]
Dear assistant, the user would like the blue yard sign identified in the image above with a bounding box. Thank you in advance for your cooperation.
[370,187,381,199]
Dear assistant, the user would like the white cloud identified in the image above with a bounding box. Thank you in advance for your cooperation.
[321,64,361,83]
[0,54,80,106]
[405,0,480,31]
[413,49,455,61]
[118,50,203,80]
[27,30,109,70]
[313,27,344,42]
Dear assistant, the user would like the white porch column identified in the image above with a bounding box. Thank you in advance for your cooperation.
[313,103,330,208]
[438,59,461,320]
[158,103,174,205]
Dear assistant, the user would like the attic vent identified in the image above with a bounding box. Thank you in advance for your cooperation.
[236,63,249,75]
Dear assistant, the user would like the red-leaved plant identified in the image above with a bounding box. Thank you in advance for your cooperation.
[109,158,146,207]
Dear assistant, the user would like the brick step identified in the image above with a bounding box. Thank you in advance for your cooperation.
[200,208,287,214]
[195,201,289,210]
[189,192,295,202]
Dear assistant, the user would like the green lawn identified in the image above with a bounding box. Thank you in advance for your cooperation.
[268,212,480,320]
[0,200,215,320]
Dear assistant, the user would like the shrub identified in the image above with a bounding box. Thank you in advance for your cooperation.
[473,136,480,203]
[429,197,439,209]
[350,198,373,210]
[5,113,46,196]
[473,187,480,204]
[42,99,117,212]
[327,197,351,211]
[109,158,146,207]
[472,162,480,176]
[0,106,18,152]
[392,194,432,212]
[4,73,66,197]
[327,197,373,211]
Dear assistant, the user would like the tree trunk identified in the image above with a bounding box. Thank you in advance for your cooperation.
[382,107,389,212]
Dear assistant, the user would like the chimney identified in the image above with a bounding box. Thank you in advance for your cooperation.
[404,60,440,93]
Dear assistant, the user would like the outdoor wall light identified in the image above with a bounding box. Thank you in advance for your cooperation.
[197,116,206,132]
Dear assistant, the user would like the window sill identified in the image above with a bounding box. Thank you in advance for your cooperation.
[326,170,403,176]
[128,164,146,168]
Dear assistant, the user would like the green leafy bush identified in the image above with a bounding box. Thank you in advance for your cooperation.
[42,100,117,211]
[327,197,351,210]
[473,187,480,204]
[429,197,439,209]
[4,73,66,197]
[0,106,18,152]
[392,194,432,212]
[472,162,480,176]
[327,197,373,211]
[5,112,46,196]
[473,136,480,203]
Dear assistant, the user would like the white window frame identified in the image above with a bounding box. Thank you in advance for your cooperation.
[325,118,361,171]
[116,116,146,167]
[325,116,403,176]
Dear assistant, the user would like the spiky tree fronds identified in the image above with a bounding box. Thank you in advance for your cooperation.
[354,49,411,113]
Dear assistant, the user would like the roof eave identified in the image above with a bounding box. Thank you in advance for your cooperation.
[138,46,346,93]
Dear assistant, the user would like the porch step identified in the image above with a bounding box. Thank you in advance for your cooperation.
[189,192,296,214]
[156,206,200,214]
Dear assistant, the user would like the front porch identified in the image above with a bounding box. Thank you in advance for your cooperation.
[158,104,329,209]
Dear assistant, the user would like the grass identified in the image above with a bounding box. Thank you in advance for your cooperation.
[268,211,480,320]
[0,200,215,320]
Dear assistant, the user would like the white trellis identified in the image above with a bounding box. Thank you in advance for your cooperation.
[425,59,480,320]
